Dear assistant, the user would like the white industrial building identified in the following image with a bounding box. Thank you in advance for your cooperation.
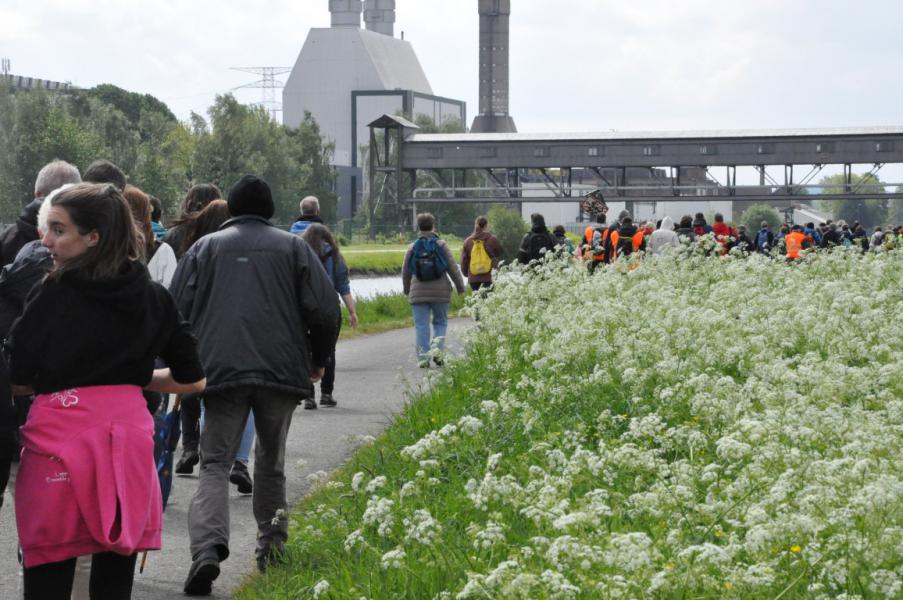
[283,1,465,219]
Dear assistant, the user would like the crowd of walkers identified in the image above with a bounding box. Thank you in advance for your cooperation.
[0,157,358,598]
[515,208,903,268]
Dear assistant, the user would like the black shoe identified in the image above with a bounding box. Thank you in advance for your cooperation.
[184,550,220,596]
[319,393,337,408]
[175,450,199,475]
[256,544,286,574]
[433,355,444,367]
[302,397,317,410]
[229,461,253,494]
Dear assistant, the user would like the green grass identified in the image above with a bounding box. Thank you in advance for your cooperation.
[342,242,464,276]
[235,248,903,599]
[339,292,468,339]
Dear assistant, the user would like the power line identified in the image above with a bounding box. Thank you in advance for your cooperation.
[229,66,291,122]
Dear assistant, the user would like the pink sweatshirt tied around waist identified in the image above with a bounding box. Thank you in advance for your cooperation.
[16,384,162,567]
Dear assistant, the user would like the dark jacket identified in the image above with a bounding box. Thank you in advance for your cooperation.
[170,215,339,397]
[517,226,558,264]
[675,226,696,243]
[820,229,842,248]
[7,261,204,394]
[460,230,503,284]
[163,224,189,260]
[754,228,774,252]
[0,198,42,268]
[0,240,52,337]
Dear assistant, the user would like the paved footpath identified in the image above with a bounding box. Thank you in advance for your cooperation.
[0,320,470,599]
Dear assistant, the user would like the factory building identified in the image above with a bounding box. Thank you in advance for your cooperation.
[283,1,465,219]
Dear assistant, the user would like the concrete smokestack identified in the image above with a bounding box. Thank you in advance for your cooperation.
[330,0,362,28]
[364,0,395,36]
[470,0,516,133]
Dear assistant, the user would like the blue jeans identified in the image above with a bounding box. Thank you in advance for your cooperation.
[412,302,448,361]
[201,402,255,464]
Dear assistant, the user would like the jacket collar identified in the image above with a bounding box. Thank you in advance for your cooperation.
[220,214,272,230]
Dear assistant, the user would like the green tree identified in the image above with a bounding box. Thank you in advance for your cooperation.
[487,204,527,261]
[0,88,106,221]
[889,188,903,225]
[191,94,336,226]
[132,110,193,217]
[740,203,783,234]
[816,173,888,227]
[284,113,338,224]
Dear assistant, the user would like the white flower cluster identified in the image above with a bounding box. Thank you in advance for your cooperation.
[291,248,903,598]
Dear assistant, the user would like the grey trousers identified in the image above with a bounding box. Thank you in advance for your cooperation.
[187,385,298,562]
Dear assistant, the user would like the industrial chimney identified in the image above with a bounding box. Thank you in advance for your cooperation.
[470,0,516,133]
[363,0,395,36]
[330,0,362,28]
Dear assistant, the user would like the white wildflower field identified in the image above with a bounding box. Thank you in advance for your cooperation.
[238,247,903,599]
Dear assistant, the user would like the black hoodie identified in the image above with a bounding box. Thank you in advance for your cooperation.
[7,261,204,394]
[0,198,43,268]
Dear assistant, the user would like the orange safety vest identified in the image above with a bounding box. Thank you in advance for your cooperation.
[609,230,644,261]
[785,231,806,259]
[584,225,609,262]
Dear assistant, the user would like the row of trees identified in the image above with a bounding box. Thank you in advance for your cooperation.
[0,85,337,225]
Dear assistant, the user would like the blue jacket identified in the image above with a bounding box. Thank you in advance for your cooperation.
[289,215,323,235]
[319,242,351,296]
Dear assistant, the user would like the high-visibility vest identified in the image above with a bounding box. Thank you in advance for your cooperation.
[584,225,608,261]
[785,231,806,259]
[609,230,644,261]
[632,230,645,250]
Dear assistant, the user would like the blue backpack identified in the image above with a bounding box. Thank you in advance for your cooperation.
[756,229,771,251]
[408,236,448,281]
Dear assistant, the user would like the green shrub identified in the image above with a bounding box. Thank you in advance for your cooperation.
[487,205,527,263]
[741,203,783,233]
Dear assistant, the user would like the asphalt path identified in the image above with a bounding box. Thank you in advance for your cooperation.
[0,319,471,599]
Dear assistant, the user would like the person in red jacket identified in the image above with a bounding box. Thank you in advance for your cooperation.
[711,213,735,254]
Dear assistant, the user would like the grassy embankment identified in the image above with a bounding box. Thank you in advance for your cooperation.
[338,241,466,339]
[237,246,903,599]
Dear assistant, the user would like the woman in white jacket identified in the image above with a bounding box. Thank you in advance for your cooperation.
[123,185,178,287]
[648,215,680,255]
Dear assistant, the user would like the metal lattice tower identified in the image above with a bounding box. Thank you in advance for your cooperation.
[230,66,292,121]
[1,58,10,80]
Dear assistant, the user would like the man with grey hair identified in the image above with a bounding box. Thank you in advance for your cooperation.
[289,195,323,235]
[0,160,81,267]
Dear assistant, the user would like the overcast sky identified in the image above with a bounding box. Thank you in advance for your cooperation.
[3,0,902,135]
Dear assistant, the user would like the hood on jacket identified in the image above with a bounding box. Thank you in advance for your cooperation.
[659,216,674,231]
[58,260,151,314]
[17,198,43,231]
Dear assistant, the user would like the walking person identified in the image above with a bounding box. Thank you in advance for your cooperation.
[163,183,222,260]
[122,185,178,288]
[517,213,558,265]
[289,195,324,235]
[7,182,205,599]
[171,175,338,595]
[460,215,503,291]
[648,216,680,255]
[169,199,256,491]
[301,223,359,409]
[402,213,465,368]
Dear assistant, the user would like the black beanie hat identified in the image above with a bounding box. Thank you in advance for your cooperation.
[227,175,275,219]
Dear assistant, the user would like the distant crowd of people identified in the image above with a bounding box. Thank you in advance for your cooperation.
[516,209,903,267]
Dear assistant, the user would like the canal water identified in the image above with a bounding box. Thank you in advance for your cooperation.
[349,276,403,300]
